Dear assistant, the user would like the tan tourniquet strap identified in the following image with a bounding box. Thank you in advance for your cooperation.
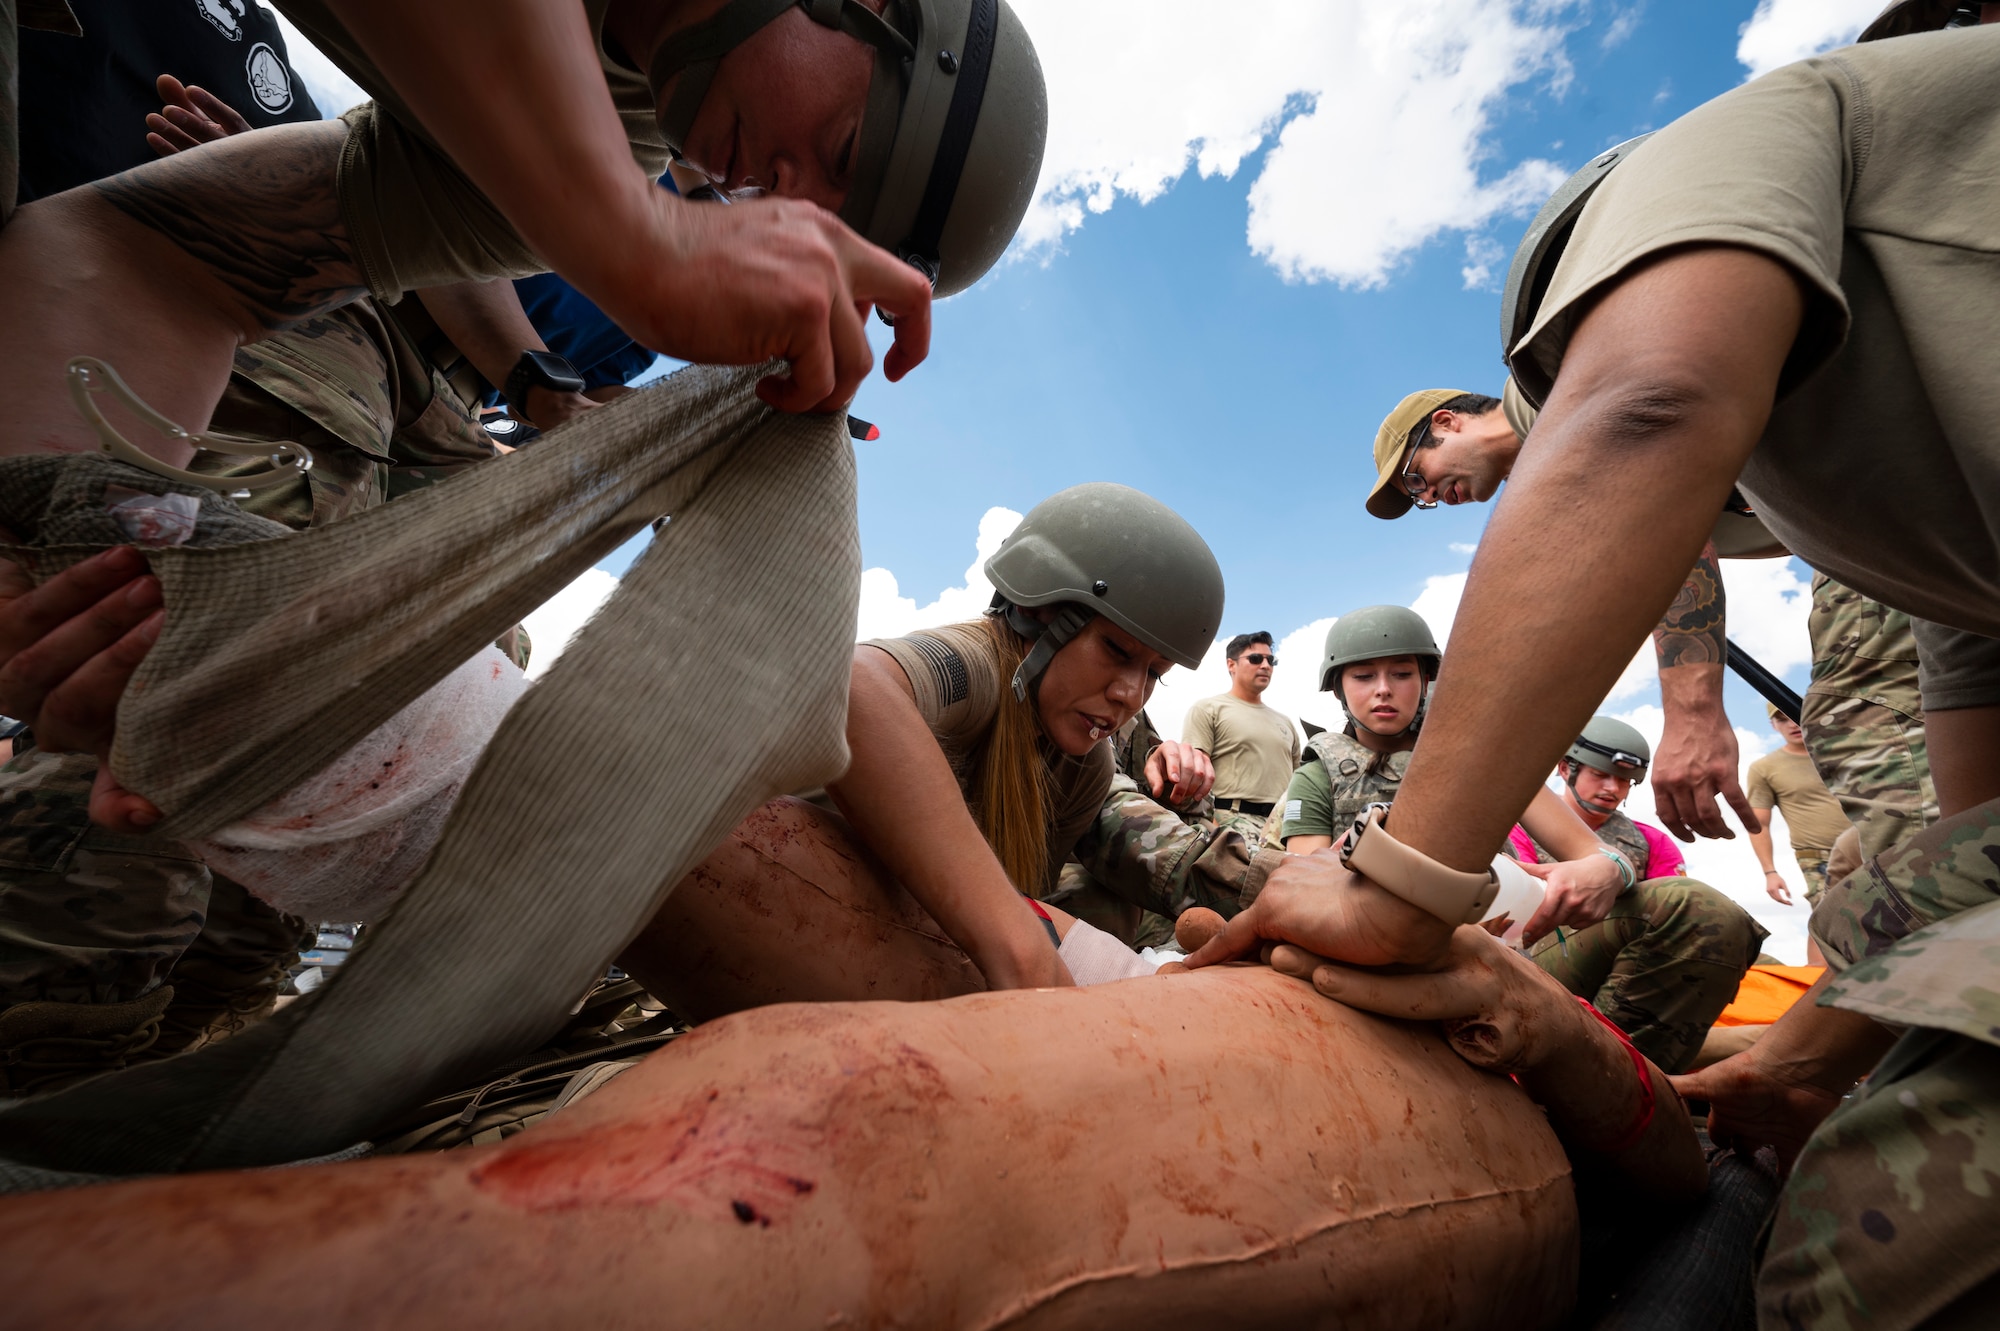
[0,367,858,1176]
[1,364,781,840]
[1344,814,1498,925]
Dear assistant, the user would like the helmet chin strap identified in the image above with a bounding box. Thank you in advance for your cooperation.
[990,595,1094,703]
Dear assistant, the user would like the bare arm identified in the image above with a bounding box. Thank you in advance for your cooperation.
[828,647,1072,991]
[1651,545,1758,840]
[1925,704,2000,817]
[1187,246,1805,974]
[412,281,600,430]
[1390,247,1803,882]
[92,121,362,338]
[1670,973,1895,1169]
[1747,821,1790,903]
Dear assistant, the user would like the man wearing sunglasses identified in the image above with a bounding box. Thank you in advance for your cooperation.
[1182,632,1300,842]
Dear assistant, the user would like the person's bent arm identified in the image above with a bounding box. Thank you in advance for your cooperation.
[828,647,1072,991]
[1515,785,1626,941]
[1651,544,1758,840]
[317,0,932,411]
[413,281,599,430]
[1187,246,1805,973]
[1669,973,1895,1170]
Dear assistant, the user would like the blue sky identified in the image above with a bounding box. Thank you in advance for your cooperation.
[275,0,1883,960]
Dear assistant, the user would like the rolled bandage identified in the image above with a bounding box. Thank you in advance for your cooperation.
[1479,854,1546,948]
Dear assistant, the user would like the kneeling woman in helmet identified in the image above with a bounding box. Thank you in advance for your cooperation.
[1273,606,1626,924]
[622,483,1224,1017]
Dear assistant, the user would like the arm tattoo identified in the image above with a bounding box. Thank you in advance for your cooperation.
[91,121,365,332]
[1654,542,1726,669]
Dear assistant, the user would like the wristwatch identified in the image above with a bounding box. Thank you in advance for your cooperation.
[1340,803,1501,926]
[502,349,585,425]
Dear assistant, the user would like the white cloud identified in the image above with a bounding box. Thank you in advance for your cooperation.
[1010,0,1577,287]
[520,567,619,680]
[1408,569,1655,703]
[1602,7,1646,50]
[1448,541,1479,555]
[1720,558,1813,676]
[269,8,369,117]
[1735,0,1883,79]
[1461,235,1508,291]
[854,507,1020,642]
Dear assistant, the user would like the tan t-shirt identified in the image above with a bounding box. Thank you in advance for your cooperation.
[274,0,671,297]
[1182,694,1300,803]
[864,621,1114,894]
[1747,749,1851,857]
[1514,27,2000,649]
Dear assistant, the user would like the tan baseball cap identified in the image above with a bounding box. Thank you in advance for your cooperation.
[1365,389,1466,520]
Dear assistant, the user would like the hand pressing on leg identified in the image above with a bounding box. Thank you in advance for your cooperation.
[0,546,165,830]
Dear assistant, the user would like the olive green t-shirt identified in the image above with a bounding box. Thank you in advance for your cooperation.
[864,621,1114,895]
[1181,693,1299,804]
[1747,748,1851,858]
[1513,28,2000,655]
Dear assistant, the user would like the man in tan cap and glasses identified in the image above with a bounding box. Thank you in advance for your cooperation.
[1365,381,1783,854]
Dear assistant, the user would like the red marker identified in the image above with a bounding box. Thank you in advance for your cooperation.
[847,415,881,442]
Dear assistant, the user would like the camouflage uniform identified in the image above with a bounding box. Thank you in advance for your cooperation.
[1800,574,1937,863]
[1758,802,2000,1328]
[1047,711,1284,949]
[1517,815,1767,1074]
[1049,773,1285,946]
[0,298,521,1085]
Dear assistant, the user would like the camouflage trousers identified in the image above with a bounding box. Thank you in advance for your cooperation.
[0,749,305,1012]
[1764,802,2000,1328]
[1759,1027,2000,1330]
[1810,797,2000,976]
[1798,854,1831,909]
[1801,576,1937,863]
[1528,876,1766,1074]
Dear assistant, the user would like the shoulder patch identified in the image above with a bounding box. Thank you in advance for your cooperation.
[905,634,970,707]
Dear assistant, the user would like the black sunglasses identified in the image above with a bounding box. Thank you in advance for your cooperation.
[1239,653,1277,666]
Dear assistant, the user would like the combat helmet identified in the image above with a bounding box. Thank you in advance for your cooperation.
[1316,606,1441,736]
[1565,715,1650,783]
[1860,0,1988,40]
[648,0,1047,298]
[1318,606,1442,692]
[984,483,1225,701]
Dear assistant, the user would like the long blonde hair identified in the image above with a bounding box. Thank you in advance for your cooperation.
[976,614,1055,896]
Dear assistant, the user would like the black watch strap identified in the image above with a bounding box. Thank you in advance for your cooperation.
[503,350,586,423]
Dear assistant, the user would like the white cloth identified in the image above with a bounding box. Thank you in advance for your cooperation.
[1058,918,1162,986]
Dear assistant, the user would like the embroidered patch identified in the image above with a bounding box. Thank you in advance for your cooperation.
[1284,799,1302,825]
[905,635,969,707]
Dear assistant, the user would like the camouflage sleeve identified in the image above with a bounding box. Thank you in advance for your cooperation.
[1068,774,1283,919]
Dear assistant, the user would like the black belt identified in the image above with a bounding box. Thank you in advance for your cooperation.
[1215,798,1274,817]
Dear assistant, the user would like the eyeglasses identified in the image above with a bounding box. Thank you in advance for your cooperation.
[1240,653,1277,666]
[1400,428,1439,510]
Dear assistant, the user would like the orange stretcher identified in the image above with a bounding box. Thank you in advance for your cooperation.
[1713,964,1824,1027]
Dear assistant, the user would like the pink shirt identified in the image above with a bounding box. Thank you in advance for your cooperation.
[1506,820,1685,879]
